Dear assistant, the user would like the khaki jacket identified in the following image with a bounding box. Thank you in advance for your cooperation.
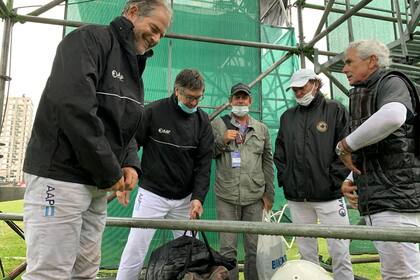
[212,115,275,205]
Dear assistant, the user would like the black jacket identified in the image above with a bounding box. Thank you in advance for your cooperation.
[274,93,349,201]
[136,95,214,203]
[23,17,150,188]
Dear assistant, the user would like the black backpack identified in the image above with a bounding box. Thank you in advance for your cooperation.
[145,231,236,280]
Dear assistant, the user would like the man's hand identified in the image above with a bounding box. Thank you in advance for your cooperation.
[223,130,239,144]
[189,199,203,219]
[339,152,361,175]
[341,179,358,209]
[262,193,273,210]
[105,176,125,192]
[337,139,361,175]
[122,167,138,191]
[116,190,131,207]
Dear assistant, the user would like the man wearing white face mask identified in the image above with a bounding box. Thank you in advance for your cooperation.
[212,83,275,280]
[273,69,354,280]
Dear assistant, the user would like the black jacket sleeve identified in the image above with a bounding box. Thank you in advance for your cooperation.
[48,29,122,188]
[273,115,286,187]
[122,137,141,175]
[135,106,152,149]
[191,113,214,203]
[329,103,350,189]
[262,125,275,202]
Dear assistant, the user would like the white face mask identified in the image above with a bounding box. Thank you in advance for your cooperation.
[296,85,316,106]
[231,105,249,117]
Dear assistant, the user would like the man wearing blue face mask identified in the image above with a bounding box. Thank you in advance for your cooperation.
[115,69,214,280]
[212,83,275,280]
[273,69,353,280]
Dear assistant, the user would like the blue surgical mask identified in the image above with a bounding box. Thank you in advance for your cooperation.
[178,101,197,114]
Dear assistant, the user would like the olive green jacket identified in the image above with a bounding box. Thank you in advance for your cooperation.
[212,115,275,205]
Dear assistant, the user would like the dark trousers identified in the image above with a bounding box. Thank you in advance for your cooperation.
[216,198,263,280]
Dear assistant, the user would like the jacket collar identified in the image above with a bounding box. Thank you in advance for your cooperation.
[245,115,257,129]
[353,68,385,89]
[229,113,257,129]
[171,93,179,108]
[110,16,153,78]
[170,94,198,117]
[110,16,153,58]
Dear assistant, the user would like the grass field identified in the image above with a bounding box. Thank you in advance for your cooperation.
[1,200,381,279]
[0,200,25,280]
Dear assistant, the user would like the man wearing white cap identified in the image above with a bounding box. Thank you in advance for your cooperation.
[273,69,354,279]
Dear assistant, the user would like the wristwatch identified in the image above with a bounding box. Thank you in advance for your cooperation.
[335,141,348,156]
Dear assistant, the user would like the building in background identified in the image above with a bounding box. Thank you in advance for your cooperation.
[0,95,33,184]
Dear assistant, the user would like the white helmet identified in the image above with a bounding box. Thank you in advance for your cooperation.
[271,260,333,280]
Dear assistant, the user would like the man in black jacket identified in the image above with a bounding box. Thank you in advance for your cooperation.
[22,1,171,279]
[115,69,214,280]
[339,39,420,280]
[274,69,353,280]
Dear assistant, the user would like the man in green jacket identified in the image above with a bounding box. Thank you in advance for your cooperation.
[212,83,275,280]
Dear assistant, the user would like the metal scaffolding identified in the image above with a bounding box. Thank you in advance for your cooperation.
[1,0,420,278]
[0,0,417,222]
[0,0,419,124]
[312,0,420,92]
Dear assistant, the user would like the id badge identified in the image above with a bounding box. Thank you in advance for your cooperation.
[231,151,241,168]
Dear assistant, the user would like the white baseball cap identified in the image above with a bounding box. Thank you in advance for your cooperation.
[287,68,318,89]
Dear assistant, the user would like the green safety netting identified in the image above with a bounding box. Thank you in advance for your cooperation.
[326,0,400,107]
[65,0,298,269]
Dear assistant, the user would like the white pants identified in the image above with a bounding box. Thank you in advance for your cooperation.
[364,211,420,280]
[23,173,107,280]
[116,187,191,280]
[288,199,354,280]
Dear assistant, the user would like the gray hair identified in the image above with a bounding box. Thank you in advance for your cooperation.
[174,69,205,92]
[309,78,324,90]
[346,39,391,68]
[122,0,172,18]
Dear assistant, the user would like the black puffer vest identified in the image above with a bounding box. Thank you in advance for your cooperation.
[349,70,420,215]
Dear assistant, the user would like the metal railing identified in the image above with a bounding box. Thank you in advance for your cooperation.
[1,212,419,243]
[1,211,419,279]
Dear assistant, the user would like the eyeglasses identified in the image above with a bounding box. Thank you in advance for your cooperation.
[179,89,204,102]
